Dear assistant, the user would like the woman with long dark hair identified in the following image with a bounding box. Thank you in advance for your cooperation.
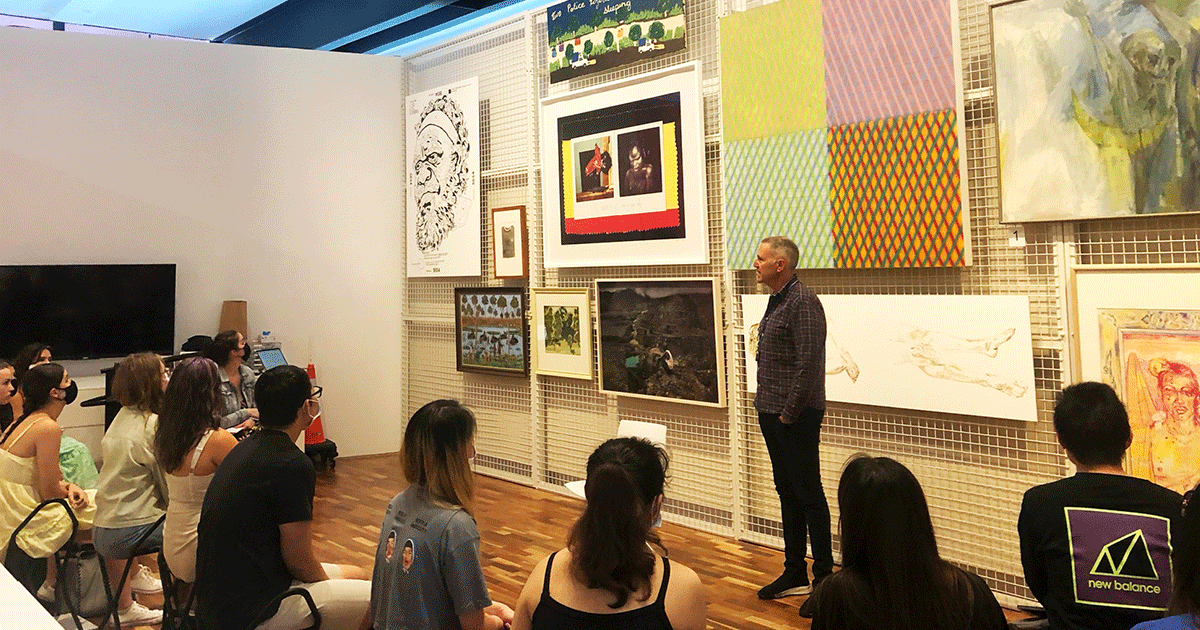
[367,400,513,630]
[154,357,237,582]
[8,343,96,488]
[1133,482,1200,629]
[203,330,258,431]
[0,363,95,599]
[810,455,1006,630]
[510,437,706,630]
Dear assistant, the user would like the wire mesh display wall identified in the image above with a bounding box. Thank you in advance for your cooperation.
[399,0,1200,608]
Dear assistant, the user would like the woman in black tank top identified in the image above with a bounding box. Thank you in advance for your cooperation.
[509,437,706,630]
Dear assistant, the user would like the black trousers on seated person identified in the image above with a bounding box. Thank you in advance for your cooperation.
[758,408,833,581]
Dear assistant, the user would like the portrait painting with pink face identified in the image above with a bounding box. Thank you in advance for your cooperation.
[1099,309,1200,493]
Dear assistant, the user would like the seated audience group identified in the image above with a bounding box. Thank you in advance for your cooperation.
[3,329,1198,630]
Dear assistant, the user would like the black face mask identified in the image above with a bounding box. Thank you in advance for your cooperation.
[242,345,252,362]
[58,381,78,405]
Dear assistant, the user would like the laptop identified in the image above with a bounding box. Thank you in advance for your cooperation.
[257,347,288,371]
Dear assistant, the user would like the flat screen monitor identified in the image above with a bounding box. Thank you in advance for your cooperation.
[0,264,176,360]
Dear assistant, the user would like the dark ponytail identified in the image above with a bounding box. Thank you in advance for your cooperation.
[1,363,64,445]
[567,437,668,608]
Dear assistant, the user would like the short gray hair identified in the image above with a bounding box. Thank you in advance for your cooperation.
[760,236,799,270]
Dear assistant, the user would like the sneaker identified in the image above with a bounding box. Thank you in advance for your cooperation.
[36,582,55,602]
[757,572,811,599]
[129,564,163,595]
[117,601,163,626]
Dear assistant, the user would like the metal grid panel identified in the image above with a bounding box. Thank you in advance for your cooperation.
[404,17,537,484]
[398,0,1198,609]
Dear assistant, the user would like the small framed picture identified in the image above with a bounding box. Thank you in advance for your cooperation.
[531,288,593,380]
[491,205,528,279]
[454,287,529,376]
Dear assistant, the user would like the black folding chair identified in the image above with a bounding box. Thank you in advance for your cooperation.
[5,497,92,630]
[98,513,167,630]
[245,586,322,630]
[157,550,198,630]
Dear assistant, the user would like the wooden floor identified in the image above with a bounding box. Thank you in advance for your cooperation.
[114,452,1029,629]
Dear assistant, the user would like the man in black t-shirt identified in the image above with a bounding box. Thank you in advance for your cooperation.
[196,365,369,630]
[1019,382,1182,630]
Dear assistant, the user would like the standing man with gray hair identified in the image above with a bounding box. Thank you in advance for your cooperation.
[751,236,833,605]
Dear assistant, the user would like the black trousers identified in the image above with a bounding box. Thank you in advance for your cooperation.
[758,408,833,580]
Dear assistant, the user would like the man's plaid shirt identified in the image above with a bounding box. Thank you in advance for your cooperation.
[754,275,826,420]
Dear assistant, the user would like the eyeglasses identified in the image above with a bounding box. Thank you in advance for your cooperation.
[310,386,322,401]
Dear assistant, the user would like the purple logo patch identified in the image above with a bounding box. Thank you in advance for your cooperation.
[1066,508,1172,611]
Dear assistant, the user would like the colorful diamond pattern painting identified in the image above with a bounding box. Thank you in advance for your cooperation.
[829,110,963,267]
[720,0,966,269]
[823,0,955,126]
[726,132,835,268]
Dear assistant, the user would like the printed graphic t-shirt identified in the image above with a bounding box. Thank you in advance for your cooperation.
[370,486,492,630]
[1019,472,1182,630]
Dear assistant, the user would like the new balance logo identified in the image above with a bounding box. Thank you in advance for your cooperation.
[1091,530,1158,580]
[1067,508,1171,610]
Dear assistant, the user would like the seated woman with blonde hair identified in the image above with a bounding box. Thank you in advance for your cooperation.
[511,437,706,630]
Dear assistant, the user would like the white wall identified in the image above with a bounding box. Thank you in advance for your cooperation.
[0,27,407,457]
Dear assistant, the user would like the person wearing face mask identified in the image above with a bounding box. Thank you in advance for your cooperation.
[203,330,259,431]
[0,362,96,600]
[8,343,98,489]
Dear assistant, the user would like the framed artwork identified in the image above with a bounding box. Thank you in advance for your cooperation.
[820,295,1037,422]
[454,287,528,376]
[531,288,593,380]
[739,294,770,394]
[407,78,481,277]
[491,206,527,279]
[1073,267,1200,492]
[721,0,968,269]
[596,278,723,406]
[540,63,707,268]
[992,0,1200,222]
[546,0,685,84]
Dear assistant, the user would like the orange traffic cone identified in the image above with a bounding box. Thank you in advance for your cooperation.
[305,362,324,445]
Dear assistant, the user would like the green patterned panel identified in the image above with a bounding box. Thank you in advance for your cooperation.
[720,0,825,141]
[725,131,835,269]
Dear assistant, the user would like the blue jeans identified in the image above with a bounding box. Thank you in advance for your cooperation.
[758,409,833,580]
[93,520,163,560]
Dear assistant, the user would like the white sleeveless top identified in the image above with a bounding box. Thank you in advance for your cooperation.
[163,430,215,582]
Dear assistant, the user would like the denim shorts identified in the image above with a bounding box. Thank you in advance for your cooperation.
[92,520,164,559]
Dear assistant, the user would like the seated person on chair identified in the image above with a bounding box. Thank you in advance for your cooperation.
[93,352,169,626]
[10,343,97,489]
[809,455,1007,630]
[367,400,516,630]
[1020,382,1182,630]
[511,437,706,630]
[1133,479,1200,629]
[0,363,94,600]
[197,364,369,630]
[155,357,237,584]
[204,330,258,432]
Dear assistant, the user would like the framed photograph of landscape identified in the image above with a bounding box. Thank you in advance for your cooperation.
[491,205,528,279]
[541,63,707,268]
[531,288,593,380]
[596,278,724,406]
[454,287,528,376]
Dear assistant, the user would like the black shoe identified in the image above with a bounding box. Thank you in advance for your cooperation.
[798,594,816,618]
[757,572,811,599]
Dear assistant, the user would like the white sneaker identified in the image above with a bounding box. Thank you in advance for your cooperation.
[117,601,163,626]
[128,564,162,595]
[36,582,54,602]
